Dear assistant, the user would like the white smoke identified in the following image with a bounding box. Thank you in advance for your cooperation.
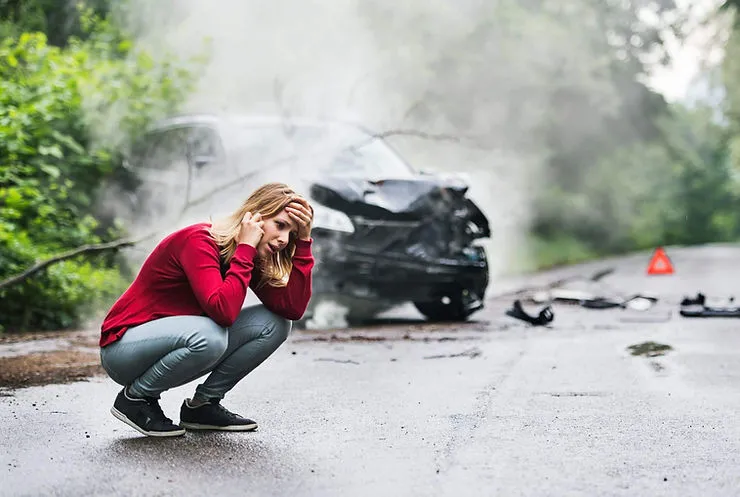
[305,300,350,330]
[114,0,687,293]
[119,0,538,285]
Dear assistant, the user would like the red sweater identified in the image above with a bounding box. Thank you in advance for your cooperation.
[99,223,314,347]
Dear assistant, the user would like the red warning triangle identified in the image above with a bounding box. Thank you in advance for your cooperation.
[646,247,674,275]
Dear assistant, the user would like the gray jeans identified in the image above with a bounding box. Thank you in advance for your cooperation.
[100,305,291,400]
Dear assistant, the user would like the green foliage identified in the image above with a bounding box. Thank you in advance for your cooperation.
[725,14,740,177]
[533,104,740,257]
[511,234,598,273]
[525,0,740,262]
[722,0,740,18]
[0,0,111,46]
[0,230,128,330]
[0,5,195,332]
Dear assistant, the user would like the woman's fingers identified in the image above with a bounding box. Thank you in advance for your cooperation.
[287,211,301,223]
[286,203,312,224]
[291,198,313,214]
[287,210,308,226]
[292,197,310,208]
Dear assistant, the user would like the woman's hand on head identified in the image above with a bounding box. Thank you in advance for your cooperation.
[286,198,314,241]
[237,212,264,248]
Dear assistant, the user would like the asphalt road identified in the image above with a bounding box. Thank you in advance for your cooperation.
[2,244,740,496]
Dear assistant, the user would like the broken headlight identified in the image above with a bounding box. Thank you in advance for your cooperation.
[312,203,355,233]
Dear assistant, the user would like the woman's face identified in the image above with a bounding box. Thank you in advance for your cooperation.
[256,208,298,259]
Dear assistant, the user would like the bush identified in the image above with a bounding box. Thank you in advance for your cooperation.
[530,104,740,261]
[0,8,195,332]
[0,229,129,330]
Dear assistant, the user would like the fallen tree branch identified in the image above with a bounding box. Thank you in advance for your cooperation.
[349,128,496,152]
[0,232,157,291]
[374,129,469,143]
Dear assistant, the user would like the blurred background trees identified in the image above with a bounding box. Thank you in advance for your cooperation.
[0,0,110,45]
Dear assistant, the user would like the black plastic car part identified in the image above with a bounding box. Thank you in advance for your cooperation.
[580,294,658,310]
[679,293,740,317]
[505,300,554,326]
[680,293,706,306]
[680,305,740,318]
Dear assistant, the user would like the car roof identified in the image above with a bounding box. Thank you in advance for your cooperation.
[148,114,375,135]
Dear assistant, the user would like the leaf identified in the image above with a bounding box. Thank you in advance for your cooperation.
[39,164,61,179]
[117,39,133,53]
[50,131,85,154]
[38,145,64,159]
[3,188,27,209]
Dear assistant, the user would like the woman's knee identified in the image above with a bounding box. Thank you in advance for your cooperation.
[252,307,292,344]
[231,305,292,347]
[186,319,228,362]
[268,314,292,344]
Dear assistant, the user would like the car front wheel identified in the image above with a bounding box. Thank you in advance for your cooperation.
[413,288,483,322]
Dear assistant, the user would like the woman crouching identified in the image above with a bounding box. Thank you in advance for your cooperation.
[99,182,314,437]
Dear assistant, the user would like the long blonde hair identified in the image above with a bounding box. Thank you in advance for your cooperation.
[209,182,302,288]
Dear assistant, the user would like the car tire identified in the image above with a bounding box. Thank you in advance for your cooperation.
[413,289,481,322]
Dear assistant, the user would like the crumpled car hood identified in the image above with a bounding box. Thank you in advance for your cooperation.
[308,176,461,214]
[309,174,491,239]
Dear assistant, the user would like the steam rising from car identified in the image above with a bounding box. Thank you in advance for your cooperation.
[114,0,532,283]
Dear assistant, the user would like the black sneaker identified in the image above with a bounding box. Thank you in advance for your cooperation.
[110,388,186,437]
[179,399,258,431]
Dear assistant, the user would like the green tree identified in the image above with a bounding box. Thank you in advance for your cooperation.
[0,0,111,46]
[549,104,739,254]
[724,4,740,178]
[0,7,195,332]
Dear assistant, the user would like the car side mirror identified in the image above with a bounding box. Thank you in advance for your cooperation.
[191,155,214,169]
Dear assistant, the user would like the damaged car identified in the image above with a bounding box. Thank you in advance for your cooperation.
[121,115,492,324]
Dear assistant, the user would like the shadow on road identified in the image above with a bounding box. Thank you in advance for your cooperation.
[103,433,288,476]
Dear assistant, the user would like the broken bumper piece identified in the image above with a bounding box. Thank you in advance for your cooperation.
[680,306,740,318]
[505,300,554,326]
[680,293,740,318]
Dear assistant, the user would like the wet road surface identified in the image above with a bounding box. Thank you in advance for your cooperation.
[2,245,740,496]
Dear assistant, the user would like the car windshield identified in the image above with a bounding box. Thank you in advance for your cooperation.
[226,122,416,179]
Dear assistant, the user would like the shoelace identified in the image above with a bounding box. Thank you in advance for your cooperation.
[212,402,242,420]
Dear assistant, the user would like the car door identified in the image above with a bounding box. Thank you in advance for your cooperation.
[130,127,192,222]
[182,125,242,218]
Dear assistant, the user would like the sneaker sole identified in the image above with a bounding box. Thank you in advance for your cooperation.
[111,407,186,437]
[180,421,258,432]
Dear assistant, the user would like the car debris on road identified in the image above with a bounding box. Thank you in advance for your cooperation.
[505,300,554,326]
[680,292,740,318]
[528,288,658,311]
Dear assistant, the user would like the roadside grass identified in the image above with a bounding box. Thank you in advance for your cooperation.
[505,234,601,275]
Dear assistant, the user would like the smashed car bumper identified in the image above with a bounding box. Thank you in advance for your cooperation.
[314,245,489,302]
